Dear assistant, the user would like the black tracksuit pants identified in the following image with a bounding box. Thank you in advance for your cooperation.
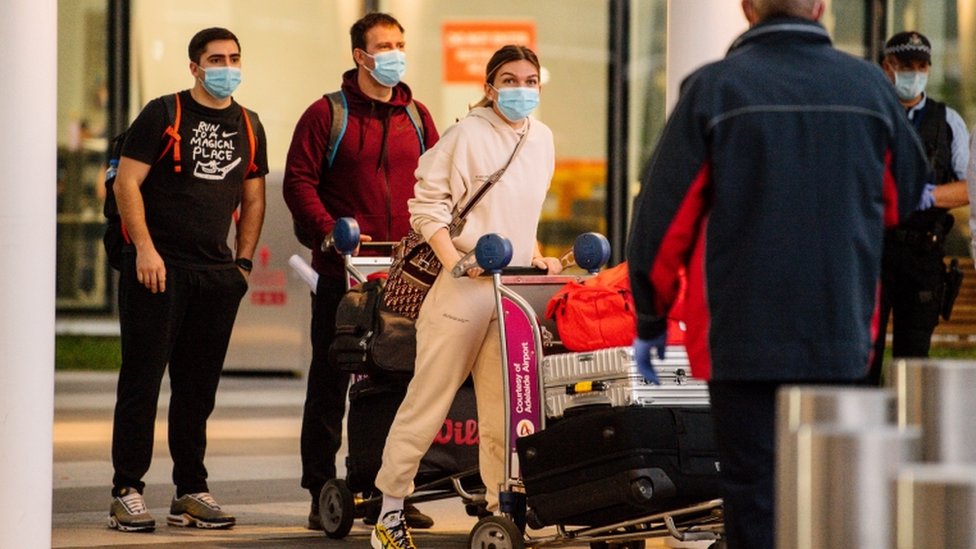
[867,235,945,385]
[299,276,347,500]
[111,254,247,497]
[710,379,854,549]
[709,381,777,549]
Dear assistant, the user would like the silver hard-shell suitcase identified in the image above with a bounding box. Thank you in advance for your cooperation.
[542,346,709,418]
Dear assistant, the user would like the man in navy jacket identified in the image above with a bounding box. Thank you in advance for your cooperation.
[627,1,928,547]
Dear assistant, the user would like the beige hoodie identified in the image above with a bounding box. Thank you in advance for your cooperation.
[408,107,554,265]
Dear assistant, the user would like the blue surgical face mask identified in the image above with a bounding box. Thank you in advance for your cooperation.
[893,70,927,101]
[365,50,406,87]
[491,85,540,122]
[201,66,241,99]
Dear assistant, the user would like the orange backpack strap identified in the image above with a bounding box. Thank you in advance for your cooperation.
[240,105,258,175]
[125,94,181,241]
[233,105,259,228]
[157,93,183,172]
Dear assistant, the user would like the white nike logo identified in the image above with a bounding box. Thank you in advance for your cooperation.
[222,131,238,138]
[193,157,243,180]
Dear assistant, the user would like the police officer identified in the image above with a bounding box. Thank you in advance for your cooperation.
[869,31,970,384]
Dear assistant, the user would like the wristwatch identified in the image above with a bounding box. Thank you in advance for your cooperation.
[235,257,253,272]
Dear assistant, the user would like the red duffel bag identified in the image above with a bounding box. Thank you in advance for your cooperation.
[545,262,685,351]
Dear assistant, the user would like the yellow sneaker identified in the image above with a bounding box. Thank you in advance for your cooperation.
[371,509,417,549]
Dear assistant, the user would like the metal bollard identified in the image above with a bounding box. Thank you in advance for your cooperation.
[776,386,896,549]
[896,464,976,549]
[892,359,976,463]
[799,424,920,549]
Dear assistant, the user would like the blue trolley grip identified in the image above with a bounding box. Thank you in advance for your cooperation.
[572,232,611,273]
[475,233,514,273]
[331,217,361,255]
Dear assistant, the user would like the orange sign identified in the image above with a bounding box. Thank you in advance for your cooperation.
[442,21,537,84]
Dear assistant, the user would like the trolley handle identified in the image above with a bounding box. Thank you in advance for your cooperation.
[453,231,611,278]
[353,241,397,255]
[493,266,548,276]
[332,218,397,255]
[453,249,549,278]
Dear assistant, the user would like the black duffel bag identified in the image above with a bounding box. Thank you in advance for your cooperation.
[516,405,720,527]
[328,277,415,380]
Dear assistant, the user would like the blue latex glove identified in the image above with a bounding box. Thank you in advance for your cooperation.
[633,334,666,385]
[916,183,936,211]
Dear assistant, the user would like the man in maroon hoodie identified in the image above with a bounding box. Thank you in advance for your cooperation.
[283,12,438,530]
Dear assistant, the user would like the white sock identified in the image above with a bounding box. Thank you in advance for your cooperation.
[379,495,404,520]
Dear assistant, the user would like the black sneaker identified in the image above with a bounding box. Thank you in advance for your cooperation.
[108,487,155,532]
[371,509,417,549]
[363,501,434,529]
[167,492,235,529]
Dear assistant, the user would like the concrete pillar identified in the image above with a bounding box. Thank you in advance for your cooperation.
[893,359,976,463]
[0,1,57,548]
[799,424,919,549]
[775,386,896,549]
[896,464,976,549]
[665,0,747,113]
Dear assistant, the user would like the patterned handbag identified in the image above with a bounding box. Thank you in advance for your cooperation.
[383,229,443,319]
[384,127,529,319]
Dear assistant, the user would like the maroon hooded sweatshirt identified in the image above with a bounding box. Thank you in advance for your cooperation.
[283,69,439,280]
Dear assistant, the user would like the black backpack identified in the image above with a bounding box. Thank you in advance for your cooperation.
[102,94,182,270]
[103,94,258,269]
[328,277,416,380]
[292,91,426,249]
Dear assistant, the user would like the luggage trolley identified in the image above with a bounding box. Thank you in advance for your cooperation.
[305,218,487,539]
[465,233,725,549]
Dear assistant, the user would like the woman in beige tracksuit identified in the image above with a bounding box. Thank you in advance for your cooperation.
[371,45,561,549]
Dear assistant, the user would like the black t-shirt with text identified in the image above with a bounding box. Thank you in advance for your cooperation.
[121,90,269,268]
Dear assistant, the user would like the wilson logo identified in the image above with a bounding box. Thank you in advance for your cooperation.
[432,418,479,446]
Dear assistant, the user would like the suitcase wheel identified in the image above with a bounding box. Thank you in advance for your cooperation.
[630,476,654,503]
[468,515,524,549]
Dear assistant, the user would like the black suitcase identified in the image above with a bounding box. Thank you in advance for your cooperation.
[346,376,480,493]
[516,405,720,527]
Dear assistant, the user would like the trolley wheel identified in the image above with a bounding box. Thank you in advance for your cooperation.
[468,515,525,549]
[590,541,646,549]
[319,478,354,539]
[525,507,545,530]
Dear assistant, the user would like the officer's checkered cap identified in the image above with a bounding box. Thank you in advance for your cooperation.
[884,31,931,64]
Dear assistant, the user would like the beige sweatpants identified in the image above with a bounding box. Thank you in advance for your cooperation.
[374,267,505,510]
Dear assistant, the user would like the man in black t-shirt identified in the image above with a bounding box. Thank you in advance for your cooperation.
[107,27,268,533]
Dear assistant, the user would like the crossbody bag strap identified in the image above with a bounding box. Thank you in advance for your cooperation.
[451,121,530,232]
